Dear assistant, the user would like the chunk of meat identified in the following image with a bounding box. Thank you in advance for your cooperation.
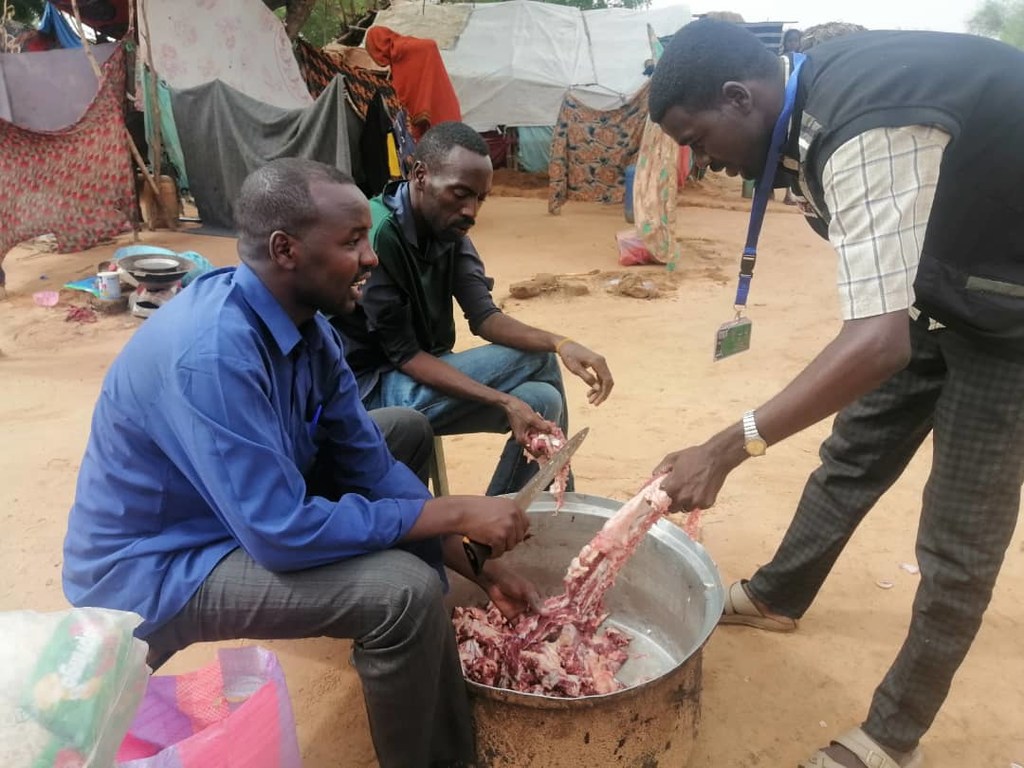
[523,427,570,510]
[452,474,672,697]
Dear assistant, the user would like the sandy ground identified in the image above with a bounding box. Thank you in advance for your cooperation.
[1,179,1021,767]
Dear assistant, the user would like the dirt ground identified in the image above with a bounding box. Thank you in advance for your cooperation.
[1,178,1021,767]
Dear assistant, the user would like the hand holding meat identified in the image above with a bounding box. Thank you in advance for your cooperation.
[503,396,558,447]
[654,443,736,512]
[461,497,531,557]
[557,341,614,406]
[478,560,544,620]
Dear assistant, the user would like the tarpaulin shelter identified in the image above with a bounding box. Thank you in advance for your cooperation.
[370,0,690,132]
[138,0,359,230]
[169,77,352,231]
[0,43,134,263]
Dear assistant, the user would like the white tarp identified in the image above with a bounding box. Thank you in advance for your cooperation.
[370,0,690,131]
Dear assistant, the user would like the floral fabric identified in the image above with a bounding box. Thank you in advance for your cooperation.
[0,46,133,264]
[633,117,681,267]
[142,0,312,110]
[547,83,649,214]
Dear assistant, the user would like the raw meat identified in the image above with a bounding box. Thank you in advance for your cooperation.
[523,427,570,510]
[452,475,672,697]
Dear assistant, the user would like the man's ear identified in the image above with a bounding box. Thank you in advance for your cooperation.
[411,160,428,190]
[721,81,754,115]
[268,230,299,271]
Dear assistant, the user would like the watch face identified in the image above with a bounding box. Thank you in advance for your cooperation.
[746,439,767,457]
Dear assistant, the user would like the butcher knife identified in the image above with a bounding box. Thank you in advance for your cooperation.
[462,427,589,576]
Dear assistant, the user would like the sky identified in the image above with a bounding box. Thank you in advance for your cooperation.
[652,0,979,33]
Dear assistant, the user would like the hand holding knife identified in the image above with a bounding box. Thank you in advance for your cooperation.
[462,428,588,576]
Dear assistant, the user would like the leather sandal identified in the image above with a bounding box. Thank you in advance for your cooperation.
[801,727,924,768]
[719,579,797,632]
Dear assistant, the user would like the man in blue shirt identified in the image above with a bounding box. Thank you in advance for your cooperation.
[63,158,538,768]
[333,122,615,495]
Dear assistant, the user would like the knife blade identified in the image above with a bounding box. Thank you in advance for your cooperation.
[463,427,588,576]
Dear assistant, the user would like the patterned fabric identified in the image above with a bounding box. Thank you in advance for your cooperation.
[814,125,950,320]
[747,317,1024,752]
[633,117,680,267]
[293,38,403,121]
[0,45,133,262]
[142,0,312,110]
[547,83,649,214]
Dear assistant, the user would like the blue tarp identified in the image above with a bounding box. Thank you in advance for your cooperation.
[38,3,81,49]
[517,126,553,174]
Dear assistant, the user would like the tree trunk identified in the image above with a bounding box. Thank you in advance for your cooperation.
[285,0,317,40]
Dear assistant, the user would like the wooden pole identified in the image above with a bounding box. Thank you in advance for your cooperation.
[70,0,163,221]
[139,0,163,185]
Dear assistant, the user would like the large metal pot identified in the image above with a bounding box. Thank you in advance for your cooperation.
[448,492,725,768]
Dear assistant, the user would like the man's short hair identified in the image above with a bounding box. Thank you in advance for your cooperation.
[413,122,490,171]
[649,18,781,123]
[799,22,867,51]
[235,158,354,255]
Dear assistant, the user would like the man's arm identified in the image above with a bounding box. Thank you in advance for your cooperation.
[398,350,555,443]
[656,311,910,509]
[656,125,948,511]
[476,306,614,407]
[455,238,614,405]
[158,353,530,570]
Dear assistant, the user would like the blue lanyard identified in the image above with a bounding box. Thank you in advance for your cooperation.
[734,53,806,309]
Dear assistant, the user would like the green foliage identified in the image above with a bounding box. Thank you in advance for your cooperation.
[276,0,373,46]
[5,0,46,24]
[458,0,649,9]
[969,0,1024,49]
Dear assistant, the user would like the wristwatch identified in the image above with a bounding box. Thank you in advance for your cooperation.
[742,410,767,457]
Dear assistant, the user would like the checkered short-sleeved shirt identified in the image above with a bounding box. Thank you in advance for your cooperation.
[794,124,951,323]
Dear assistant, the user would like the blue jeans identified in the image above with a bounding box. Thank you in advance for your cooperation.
[364,345,570,495]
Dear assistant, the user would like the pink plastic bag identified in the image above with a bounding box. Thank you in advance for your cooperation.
[116,647,301,768]
[616,229,656,266]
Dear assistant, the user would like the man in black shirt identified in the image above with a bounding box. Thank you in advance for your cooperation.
[333,122,614,495]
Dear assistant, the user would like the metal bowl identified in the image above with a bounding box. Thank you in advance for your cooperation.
[448,492,725,767]
[115,250,195,287]
[131,256,182,272]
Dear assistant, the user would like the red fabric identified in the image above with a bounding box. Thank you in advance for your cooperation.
[22,32,58,52]
[0,46,134,263]
[678,145,691,188]
[480,130,511,169]
[365,26,461,140]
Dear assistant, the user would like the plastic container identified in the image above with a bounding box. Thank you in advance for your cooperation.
[97,271,121,300]
[624,164,636,223]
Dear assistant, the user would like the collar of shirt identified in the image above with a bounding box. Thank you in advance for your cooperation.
[382,180,422,250]
[234,262,324,357]
[381,180,464,266]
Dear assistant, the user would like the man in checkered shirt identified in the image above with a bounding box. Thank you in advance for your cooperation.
[649,19,1024,768]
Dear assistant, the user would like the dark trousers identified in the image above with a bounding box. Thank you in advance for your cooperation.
[747,320,1024,753]
[144,407,475,768]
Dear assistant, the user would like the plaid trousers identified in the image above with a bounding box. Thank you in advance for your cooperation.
[747,318,1024,752]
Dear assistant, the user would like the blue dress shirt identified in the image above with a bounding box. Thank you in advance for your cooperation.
[63,264,433,637]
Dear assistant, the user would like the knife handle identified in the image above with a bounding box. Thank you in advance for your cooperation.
[462,537,492,576]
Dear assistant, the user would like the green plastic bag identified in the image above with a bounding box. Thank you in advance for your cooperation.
[0,608,149,768]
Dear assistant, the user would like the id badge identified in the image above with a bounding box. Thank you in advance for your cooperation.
[714,316,752,361]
